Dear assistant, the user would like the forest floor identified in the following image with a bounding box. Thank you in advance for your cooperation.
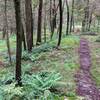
[0,32,100,99]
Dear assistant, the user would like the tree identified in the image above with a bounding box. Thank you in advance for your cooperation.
[57,0,63,47]
[22,24,26,50]
[25,0,33,52]
[36,0,43,45]
[13,0,22,86]
[82,0,90,32]
[4,0,12,64]
[66,0,70,35]
[70,0,75,33]
[50,0,57,39]
[44,1,47,42]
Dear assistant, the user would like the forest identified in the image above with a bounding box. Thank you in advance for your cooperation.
[0,0,100,100]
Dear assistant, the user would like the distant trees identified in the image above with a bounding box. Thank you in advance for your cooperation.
[82,0,90,32]
[14,0,22,86]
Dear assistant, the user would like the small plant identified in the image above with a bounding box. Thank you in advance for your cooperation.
[96,36,100,42]
[0,83,24,100]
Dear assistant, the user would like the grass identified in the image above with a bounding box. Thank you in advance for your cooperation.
[0,35,16,52]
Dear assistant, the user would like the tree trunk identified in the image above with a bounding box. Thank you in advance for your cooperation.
[50,0,57,39]
[4,0,12,64]
[66,0,70,35]
[50,0,52,35]
[36,0,43,45]
[82,0,90,32]
[25,0,33,52]
[13,0,22,86]
[22,24,26,50]
[57,0,63,47]
[88,12,92,31]
[70,0,74,33]
[44,2,47,42]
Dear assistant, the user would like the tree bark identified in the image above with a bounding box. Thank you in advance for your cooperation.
[82,0,90,32]
[44,1,47,42]
[25,0,33,52]
[22,23,26,50]
[70,0,74,33]
[66,0,70,35]
[57,0,63,47]
[4,0,12,64]
[50,0,57,39]
[13,0,22,86]
[36,0,43,45]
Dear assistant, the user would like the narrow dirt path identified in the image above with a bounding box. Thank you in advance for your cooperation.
[75,38,100,100]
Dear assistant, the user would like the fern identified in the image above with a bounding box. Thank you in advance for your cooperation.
[22,71,61,98]
[22,43,55,62]
[0,83,24,100]
[0,71,61,100]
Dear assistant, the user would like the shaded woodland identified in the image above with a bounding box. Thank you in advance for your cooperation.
[0,0,100,99]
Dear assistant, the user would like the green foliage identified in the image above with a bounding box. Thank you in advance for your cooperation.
[96,36,100,42]
[0,83,24,100]
[0,35,16,52]
[0,71,61,100]
[64,60,78,70]
[0,36,80,99]
[22,63,32,74]
[22,43,55,62]
[50,36,79,48]
[38,92,65,100]
[0,69,14,85]
[61,36,79,47]
[22,71,61,98]
[0,40,6,52]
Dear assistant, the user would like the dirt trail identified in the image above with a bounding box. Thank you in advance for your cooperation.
[75,38,100,100]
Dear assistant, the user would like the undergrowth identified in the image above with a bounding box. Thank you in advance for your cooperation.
[0,71,63,100]
[0,35,80,100]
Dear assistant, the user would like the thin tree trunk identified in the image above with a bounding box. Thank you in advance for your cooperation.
[97,19,100,32]
[25,0,33,52]
[36,0,43,45]
[44,2,47,42]
[57,0,63,47]
[66,0,70,35]
[88,12,92,31]
[4,0,12,64]
[70,0,74,33]
[22,24,26,50]
[50,0,52,36]
[50,0,57,39]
